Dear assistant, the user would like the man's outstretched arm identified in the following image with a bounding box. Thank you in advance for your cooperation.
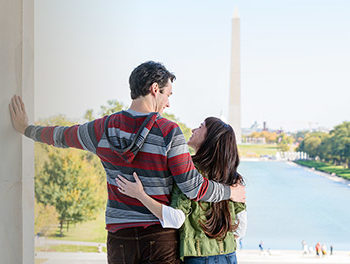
[9,95,105,153]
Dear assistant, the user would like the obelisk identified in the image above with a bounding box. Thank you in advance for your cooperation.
[228,8,242,143]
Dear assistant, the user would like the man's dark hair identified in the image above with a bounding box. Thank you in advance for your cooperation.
[129,61,176,99]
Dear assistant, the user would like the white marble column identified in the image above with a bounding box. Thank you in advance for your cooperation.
[0,0,35,263]
[228,8,242,143]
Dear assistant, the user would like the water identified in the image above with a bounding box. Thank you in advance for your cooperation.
[239,161,350,251]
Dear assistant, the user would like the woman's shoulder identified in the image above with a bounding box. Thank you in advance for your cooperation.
[232,201,246,214]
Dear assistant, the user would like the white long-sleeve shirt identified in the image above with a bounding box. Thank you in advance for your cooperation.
[159,205,247,239]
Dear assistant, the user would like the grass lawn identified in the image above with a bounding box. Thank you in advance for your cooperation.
[238,144,278,158]
[35,244,106,253]
[35,259,48,264]
[294,160,350,180]
[48,210,106,243]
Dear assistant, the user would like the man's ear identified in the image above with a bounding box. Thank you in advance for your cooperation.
[150,83,159,96]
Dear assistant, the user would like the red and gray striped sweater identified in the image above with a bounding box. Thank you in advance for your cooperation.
[25,109,230,232]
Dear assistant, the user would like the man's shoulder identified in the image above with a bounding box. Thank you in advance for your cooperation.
[108,110,126,119]
[156,116,181,137]
[105,110,139,125]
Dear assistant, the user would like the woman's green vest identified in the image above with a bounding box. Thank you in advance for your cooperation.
[170,184,246,261]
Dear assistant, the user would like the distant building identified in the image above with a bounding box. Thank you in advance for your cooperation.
[244,137,266,144]
[263,121,267,131]
[242,121,262,136]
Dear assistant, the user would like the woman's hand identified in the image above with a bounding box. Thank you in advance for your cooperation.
[116,172,163,220]
[116,172,146,200]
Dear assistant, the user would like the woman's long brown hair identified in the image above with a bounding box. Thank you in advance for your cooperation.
[192,117,243,240]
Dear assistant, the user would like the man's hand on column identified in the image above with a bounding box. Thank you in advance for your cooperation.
[9,95,29,135]
[230,184,246,203]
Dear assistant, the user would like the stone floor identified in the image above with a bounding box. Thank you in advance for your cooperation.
[35,250,350,264]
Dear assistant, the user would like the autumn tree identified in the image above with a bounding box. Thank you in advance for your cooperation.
[34,115,105,236]
[249,131,278,144]
[35,148,102,236]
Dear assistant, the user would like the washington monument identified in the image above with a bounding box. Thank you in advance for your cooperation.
[228,8,242,143]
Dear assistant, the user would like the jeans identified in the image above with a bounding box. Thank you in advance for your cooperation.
[185,252,237,264]
[107,225,181,264]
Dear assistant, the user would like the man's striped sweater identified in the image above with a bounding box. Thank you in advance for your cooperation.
[25,109,230,232]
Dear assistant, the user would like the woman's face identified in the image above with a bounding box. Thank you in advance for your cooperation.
[187,121,207,152]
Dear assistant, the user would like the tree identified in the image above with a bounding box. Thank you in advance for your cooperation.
[36,114,76,127]
[34,200,59,236]
[263,131,278,144]
[317,135,333,162]
[329,122,350,168]
[297,132,327,158]
[162,112,192,141]
[100,99,126,116]
[248,131,278,144]
[303,136,322,158]
[297,123,350,168]
[84,99,127,122]
[277,133,293,152]
[84,109,95,122]
[291,130,309,144]
[35,148,102,236]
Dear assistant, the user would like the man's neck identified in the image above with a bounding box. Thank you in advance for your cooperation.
[129,97,155,113]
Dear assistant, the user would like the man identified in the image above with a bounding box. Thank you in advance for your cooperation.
[10,61,245,263]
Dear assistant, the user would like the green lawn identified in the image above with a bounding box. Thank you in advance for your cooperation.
[35,244,106,253]
[48,210,106,243]
[238,144,278,158]
[294,160,350,180]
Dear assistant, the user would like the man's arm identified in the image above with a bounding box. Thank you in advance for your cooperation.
[9,95,105,153]
[165,122,245,203]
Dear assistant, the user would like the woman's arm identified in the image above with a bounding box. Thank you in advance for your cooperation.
[117,172,163,219]
[160,205,185,229]
[234,210,247,239]
[116,172,186,229]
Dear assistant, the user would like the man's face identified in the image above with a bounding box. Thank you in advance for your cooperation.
[156,79,172,114]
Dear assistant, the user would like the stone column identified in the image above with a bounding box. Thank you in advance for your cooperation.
[0,0,35,263]
[228,8,242,143]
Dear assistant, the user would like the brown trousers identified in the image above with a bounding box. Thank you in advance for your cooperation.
[107,225,181,264]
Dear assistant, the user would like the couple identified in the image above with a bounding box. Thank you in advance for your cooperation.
[9,61,246,264]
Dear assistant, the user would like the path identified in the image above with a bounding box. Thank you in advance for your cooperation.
[35,249,350,264]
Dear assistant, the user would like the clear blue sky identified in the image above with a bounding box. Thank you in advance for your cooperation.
[35,0,350,131]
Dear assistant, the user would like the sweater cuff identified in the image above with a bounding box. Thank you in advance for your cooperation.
[223,185,231,200]
[24,125,35,138]
[200,181,231,202]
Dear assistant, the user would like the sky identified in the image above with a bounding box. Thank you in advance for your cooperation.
[35,0,350,132]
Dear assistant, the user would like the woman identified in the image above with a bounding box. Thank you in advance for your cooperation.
[117,117,247,263]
